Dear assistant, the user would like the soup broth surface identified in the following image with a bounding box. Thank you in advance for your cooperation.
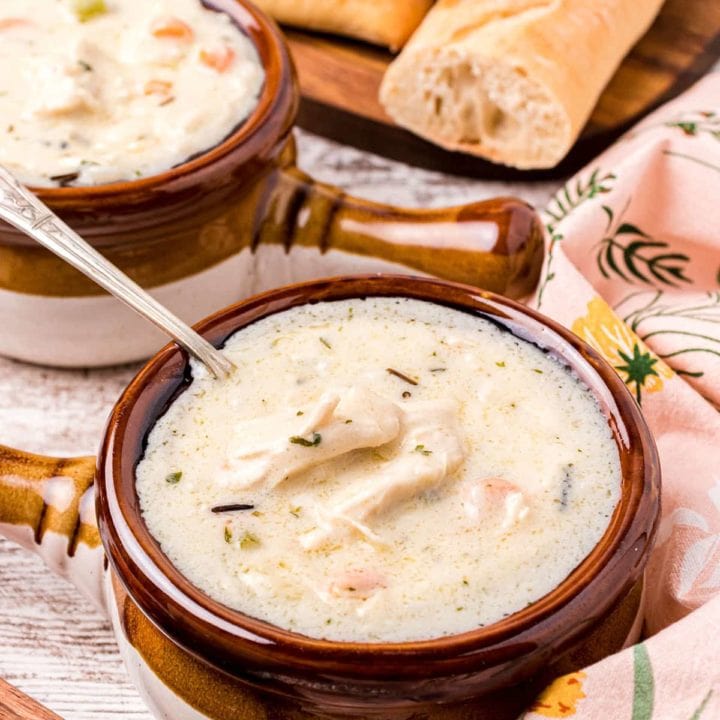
[137,297,621,642]
[0,0,264,186]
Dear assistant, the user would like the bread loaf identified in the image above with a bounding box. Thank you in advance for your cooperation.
[380,0,664,168]
[253,0,433,50]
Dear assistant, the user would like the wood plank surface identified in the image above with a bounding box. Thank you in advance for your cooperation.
[0,355,147,720]
[0,538,151,720]
[287,0,720,178]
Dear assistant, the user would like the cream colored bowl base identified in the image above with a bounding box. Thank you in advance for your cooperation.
[0,248,425,367]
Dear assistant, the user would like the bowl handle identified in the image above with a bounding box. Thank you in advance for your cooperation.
[0,444,106,612]
[255,160,545,299]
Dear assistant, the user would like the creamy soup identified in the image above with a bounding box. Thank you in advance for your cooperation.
[136,298,621,643]
[0,0,264,186]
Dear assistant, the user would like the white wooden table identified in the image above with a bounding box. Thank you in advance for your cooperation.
[0,128,579,719]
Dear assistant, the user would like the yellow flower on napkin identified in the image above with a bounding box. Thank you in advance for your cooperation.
[572,297,673,403]
[529,671,587,717]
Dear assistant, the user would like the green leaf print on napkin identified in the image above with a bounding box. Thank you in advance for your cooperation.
[665,111,720,140]
[658,112,720,174]
[615,345,660,404]
[537,168,616,308]
[544,168,617,227]
[632,645,714,720]
[617,291,720,380]
[690,690,712,720]
[690,690,714,720]
[627,110,720,144]
[632,643,654,720]
[597,203,691,288]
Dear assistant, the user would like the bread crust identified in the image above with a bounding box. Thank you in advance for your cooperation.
[253,0,433,50]
[380,0,665,168]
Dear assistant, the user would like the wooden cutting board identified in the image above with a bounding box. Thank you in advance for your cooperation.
[0,677,62,720]
[287,0,720,179]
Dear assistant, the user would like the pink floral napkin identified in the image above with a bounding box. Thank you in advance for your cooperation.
[522,74,720,719]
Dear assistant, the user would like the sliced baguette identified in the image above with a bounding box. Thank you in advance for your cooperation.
[380,0,665,168]
[253,0,433,51]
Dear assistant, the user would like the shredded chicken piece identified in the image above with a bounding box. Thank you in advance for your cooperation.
[221,387,402,490]
[301,400,465,550]
[31,41,102,117]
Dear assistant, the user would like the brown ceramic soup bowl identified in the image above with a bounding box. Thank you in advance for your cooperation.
[0,0,543,368]
[0,275,660,720]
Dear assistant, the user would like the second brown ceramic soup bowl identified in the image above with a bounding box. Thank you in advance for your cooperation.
[32,274,661,720]
[0,0,543,368]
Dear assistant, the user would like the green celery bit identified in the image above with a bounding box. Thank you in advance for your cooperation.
[71,0,107,22]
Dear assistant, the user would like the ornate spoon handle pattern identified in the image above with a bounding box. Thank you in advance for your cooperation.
[0,166,234,378]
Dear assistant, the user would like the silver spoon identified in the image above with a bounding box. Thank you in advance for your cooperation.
[0,165,234,378]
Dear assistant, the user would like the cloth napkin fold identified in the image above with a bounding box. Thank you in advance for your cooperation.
[522,74,720,719]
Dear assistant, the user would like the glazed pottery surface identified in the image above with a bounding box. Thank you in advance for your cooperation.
[0,0,544,368]
[97,276,661,718]
[0,276,660,719]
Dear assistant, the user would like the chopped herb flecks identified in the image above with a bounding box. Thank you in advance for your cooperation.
[533,369,544,374]
[224,526,233,543]
[560,467,573,509]
[240,531,261,549]
[414,444,432,456]
[165,471,182,484]
[319,337,332,350]
[71,0,107,22]
[211,503,254,514]
[49,172,80,186]
[289,506,302,518]
[290,432,322,447]
[496,361,506,368]
[387,368,418,386]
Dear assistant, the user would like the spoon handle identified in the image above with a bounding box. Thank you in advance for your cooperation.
[0,167,233,378]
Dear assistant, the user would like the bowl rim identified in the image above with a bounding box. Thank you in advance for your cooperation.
[96,274,660,678]
[28,0,296,201]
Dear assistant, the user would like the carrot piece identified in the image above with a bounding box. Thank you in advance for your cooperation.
[464,476,527,521]
[0,18,32,30]
[199,46,236,73]
[150,16,194,42]
[144,79,173,96]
